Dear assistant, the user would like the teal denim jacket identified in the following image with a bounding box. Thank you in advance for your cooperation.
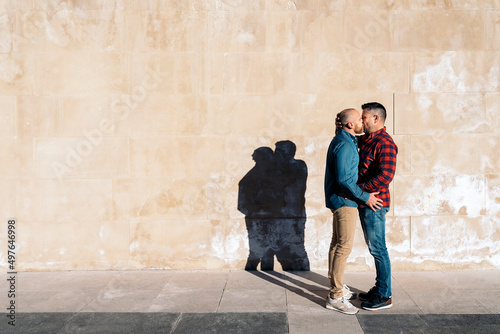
[324,129,370,210]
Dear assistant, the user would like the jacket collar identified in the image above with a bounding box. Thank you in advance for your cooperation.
[339,128,358,144]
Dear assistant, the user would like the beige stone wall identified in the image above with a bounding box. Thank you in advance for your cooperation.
[0,0,499,271]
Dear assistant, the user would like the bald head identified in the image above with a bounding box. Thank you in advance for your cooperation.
[337,108,363,135]
[338,108,357,126]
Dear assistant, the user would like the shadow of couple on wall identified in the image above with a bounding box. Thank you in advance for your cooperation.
[238,140,310,271]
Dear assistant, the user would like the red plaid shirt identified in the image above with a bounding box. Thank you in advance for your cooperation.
[358,127,398,208]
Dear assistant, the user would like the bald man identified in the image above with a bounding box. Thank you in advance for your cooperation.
[324,108,383,315]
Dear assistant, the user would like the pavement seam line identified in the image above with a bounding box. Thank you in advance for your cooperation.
[216,271,229,312]
[77,290,100,313]
[169,313,183,334]
[57,312,80,333]
[392,274,424,314]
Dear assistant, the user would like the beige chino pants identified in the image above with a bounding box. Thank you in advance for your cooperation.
[328,206,357,299]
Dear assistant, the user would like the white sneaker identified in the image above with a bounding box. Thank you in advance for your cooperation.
[343,284,357,301]
[326,296,359,315]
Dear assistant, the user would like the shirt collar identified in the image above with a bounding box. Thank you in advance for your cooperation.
[365,126,386,139]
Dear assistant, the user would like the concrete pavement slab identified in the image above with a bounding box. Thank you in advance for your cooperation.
[0,313,74,334]
[288,311,364,334]
[224,270,288,290]
[217,288,287,313]
[105,271,172,290]
[166,270,229,290]
[60,313,181,334]
[403,288,491,314]
[80,289,163,312]
[392,271,452,291]
[466,289,500,313]
[1,269,499,333]
[17,290,96,312]
[441,270,500,291]
[17,271,117,291]
[357,314,500,334]
[283,270,330,289]
[172,313,288,334]
[357,314,429,334]
[149,288,224,313]
[286,288,330,313]
[383,288,422,314]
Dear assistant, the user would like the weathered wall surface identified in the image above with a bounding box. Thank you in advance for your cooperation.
[0,0,499,271]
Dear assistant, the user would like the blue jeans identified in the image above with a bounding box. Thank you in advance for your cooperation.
[359,207,391,298]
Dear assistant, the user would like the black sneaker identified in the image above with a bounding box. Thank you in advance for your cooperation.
[358,286,377,301]
[361,293,393,311]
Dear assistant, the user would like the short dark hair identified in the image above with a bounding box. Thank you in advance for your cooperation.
[362,102,386,122]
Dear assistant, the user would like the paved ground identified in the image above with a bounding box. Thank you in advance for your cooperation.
[1,269,499,333]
